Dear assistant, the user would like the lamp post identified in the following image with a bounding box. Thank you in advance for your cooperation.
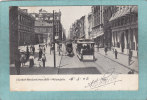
[128,7,132,66]
[53,10,56,68]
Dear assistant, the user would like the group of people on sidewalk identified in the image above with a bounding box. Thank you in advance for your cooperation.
[20,45,35,68]
[14,44,47,75]
[103,46,133,63]
[38,45,46,68]
[99,45,135,74]
[29,44,47,68]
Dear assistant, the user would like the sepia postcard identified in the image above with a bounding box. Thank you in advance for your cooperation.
[9,6,138,91]
[1,0,147,99]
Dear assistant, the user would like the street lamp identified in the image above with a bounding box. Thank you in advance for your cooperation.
[53,10,56,68]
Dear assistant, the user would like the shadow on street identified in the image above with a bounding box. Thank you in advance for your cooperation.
[58,67,101,74]
[10,67,101,75]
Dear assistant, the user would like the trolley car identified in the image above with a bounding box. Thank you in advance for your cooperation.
[66,42,74,56]
[76,40,95,61]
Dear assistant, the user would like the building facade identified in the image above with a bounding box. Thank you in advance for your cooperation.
[9,7,35,64]
[88,13,93,39]
[18,8,35,46]
[103,6,118,48]
[79,16,85,39]
[34,20,53,43]
[30,9,62,43]
[69,16,86,41]
[91,6,104,47]
[109,6,138,56]
[10,6,19,64]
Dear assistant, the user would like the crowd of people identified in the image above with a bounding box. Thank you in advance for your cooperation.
[14,43,63,75]
[14,44,47,75]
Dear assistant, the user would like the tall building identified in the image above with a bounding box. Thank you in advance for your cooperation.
[91,6,104,47]
[109,6,138,56]
[70,19,81,41]
[9,6,19,64]
[69,27,72,40]
[34,20,53,43]
[79,16,85,39]
[30,9,62,43]
[18,8,35,46]
[62,28,66,41]
[88,12,93,39]
[9,7,35,64]
[103,6,118,48]
[70,14,91,41]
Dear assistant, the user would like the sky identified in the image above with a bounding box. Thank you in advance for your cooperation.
[19,6,92,37]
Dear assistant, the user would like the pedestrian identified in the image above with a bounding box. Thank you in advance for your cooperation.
[50,44,53,55]
[29,54,34,68]
[42,54,46,67]
[30,45,32,52]
[58,44,61,55]
[44,46,46,53]
[38,59,42,67]
[38,49,43,60]
[15,50,21,75]
[115,49,118,59]
[104,46,108,55]
[97,42,99,52]
[128,49,132,65]
[112,46,114,54]
[20,53,26,67]
[32,45,35,55]
[26,46,30,60]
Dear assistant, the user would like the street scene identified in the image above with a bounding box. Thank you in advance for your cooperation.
[9,6,138,75]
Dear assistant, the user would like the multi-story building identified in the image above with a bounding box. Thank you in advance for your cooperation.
[9,7,35,64]
[70,18,83,41]
[71,19,81,40]
[69,27,74,40]
[91,6,104,47]
[103,6,118,48]
[70,14,90,41]
[109,6,138,56]
[10,6,19,64]
[30,9,62,43]
[79,16,85,39]
[88,13,93,39]
[62,28,66,41]
[18,8,35,46]
[34,20,53,43]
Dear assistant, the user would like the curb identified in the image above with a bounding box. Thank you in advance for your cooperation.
[97,52,138,73]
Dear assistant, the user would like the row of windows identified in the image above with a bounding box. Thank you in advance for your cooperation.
[19,32,32,44]
[53,25,60,32]
[18,14,34,26]
[35,27,52,33]
[112,14,138,27]
[18,25,34,32]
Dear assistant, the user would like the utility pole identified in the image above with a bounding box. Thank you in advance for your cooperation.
[53,10,56,68]
[128,7,132,66]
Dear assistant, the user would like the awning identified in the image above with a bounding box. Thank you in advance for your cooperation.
[92,31,104,39]
[109,7,131,22]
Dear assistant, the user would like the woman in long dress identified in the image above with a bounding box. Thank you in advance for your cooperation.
[29,54,34,68]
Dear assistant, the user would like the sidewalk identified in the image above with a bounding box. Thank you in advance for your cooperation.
[95,48,138,73]
[10,43,63,75]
